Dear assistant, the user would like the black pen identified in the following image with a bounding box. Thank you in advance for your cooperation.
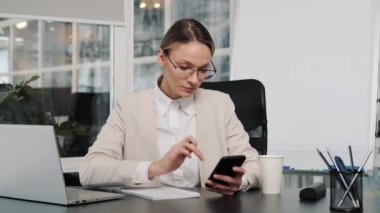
[349,145,354,172]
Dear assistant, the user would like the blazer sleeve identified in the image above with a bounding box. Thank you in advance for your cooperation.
[79,96,157,187]
[224,95,261,189]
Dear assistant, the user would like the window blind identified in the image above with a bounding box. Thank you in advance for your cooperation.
[0,0,125,25]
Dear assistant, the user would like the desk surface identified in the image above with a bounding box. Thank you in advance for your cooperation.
[2,170,380,213]
[1,187,379,213]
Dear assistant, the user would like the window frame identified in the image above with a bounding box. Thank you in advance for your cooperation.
[0,18,116,172]
[0,0,236,172]
[131,0,236,91]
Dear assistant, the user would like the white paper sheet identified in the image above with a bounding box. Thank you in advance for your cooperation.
[121,186,200,200]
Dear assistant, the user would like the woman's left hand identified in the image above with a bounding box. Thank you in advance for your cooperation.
[205,166,245,196]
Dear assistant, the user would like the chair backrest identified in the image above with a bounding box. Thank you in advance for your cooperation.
[65,92,110,156]
[201,79,267,154]
[68,92,110,126]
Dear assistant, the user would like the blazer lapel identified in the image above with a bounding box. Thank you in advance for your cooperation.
[137,90,159,160]
[195,89,227,186]
[195,89,211,185]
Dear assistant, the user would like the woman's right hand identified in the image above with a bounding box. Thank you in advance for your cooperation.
[148,135,204,179]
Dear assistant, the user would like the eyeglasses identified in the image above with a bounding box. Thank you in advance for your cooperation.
[163,50,217,80]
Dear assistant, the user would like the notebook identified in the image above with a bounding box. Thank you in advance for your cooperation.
[121,186,200,200]
[0,124,124,205]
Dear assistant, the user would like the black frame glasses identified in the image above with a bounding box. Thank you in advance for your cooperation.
[163,50,217,80]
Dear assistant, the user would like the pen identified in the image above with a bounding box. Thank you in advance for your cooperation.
[337,149,373,207]
[335,155,359,205]
[349,145,354,172]
[334,156,352,186]
[326,148,358,207]
[316,148,333,170]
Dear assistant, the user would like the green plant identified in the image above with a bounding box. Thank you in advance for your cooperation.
[0,75,56,125]
[0,75,87,135]
[0,75,91,156]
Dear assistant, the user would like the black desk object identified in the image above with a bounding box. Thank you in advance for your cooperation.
[1,187,379,213]
[299,182,326,201]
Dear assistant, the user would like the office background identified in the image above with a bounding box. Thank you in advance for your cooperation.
[0,0,379,173]
[234,0,379,170]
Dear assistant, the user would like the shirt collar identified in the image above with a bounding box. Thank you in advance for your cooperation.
[154,83,196,117]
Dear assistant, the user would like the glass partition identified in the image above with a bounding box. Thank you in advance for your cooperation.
[0,25,10,79]
[13,20,38,71]
[173,0,231,83]
[42,21,72,67]
[0,18,112,158]
[133,0,234,91]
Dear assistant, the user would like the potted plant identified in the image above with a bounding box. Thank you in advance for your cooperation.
[0,75,89,157]
[0,75,57,125]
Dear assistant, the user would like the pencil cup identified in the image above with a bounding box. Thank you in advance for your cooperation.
[329,170,363,212]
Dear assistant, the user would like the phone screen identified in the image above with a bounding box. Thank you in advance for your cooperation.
[206,155,246,187]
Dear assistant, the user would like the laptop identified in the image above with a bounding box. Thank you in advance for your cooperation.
[0,124,124,205]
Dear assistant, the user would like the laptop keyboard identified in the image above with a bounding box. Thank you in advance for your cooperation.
[66,188,98,200]
[66,187,124,203]
[67,188,111,201]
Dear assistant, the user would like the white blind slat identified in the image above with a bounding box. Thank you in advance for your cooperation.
[0,0,125,25]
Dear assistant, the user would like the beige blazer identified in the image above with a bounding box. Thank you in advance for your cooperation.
[79,88,260,189]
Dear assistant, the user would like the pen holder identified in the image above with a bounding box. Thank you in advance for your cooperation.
[329,170,363,212]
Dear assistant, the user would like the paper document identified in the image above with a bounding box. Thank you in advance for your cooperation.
[121,186,200,200]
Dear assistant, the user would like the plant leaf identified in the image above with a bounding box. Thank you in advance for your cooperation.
[24,75,39,86]
[0,91,9,104]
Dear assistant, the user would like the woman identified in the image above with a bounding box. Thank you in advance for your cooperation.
[80,19,260,195]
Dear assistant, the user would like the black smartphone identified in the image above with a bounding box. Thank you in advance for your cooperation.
[205,155,246,187]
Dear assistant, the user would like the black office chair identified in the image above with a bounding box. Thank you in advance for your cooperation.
[201,79,268,155]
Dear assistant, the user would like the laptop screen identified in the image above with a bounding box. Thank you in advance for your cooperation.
[0,124,68,204]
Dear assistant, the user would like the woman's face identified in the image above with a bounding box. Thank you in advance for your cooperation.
[158,41,212,100]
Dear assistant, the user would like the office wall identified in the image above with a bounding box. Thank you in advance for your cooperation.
[233,0,379,169]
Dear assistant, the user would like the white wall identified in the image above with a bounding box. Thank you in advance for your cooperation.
[233,0,379,169]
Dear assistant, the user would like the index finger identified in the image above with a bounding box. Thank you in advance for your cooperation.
[186,135,198,146]
[184,143,204,161]
[193,147,204,161]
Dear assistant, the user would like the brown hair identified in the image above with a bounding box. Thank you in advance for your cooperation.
[160,19,215,56]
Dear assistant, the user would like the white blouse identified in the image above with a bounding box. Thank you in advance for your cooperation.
[132,84,200,187]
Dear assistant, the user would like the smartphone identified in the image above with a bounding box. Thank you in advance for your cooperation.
[205,155,246,187]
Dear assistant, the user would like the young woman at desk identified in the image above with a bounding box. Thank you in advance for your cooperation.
[79,19,260,195]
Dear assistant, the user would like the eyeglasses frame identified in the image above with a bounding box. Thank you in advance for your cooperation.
[162,49,217,80]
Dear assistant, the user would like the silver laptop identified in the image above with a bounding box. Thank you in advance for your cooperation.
[0,124,124,205]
